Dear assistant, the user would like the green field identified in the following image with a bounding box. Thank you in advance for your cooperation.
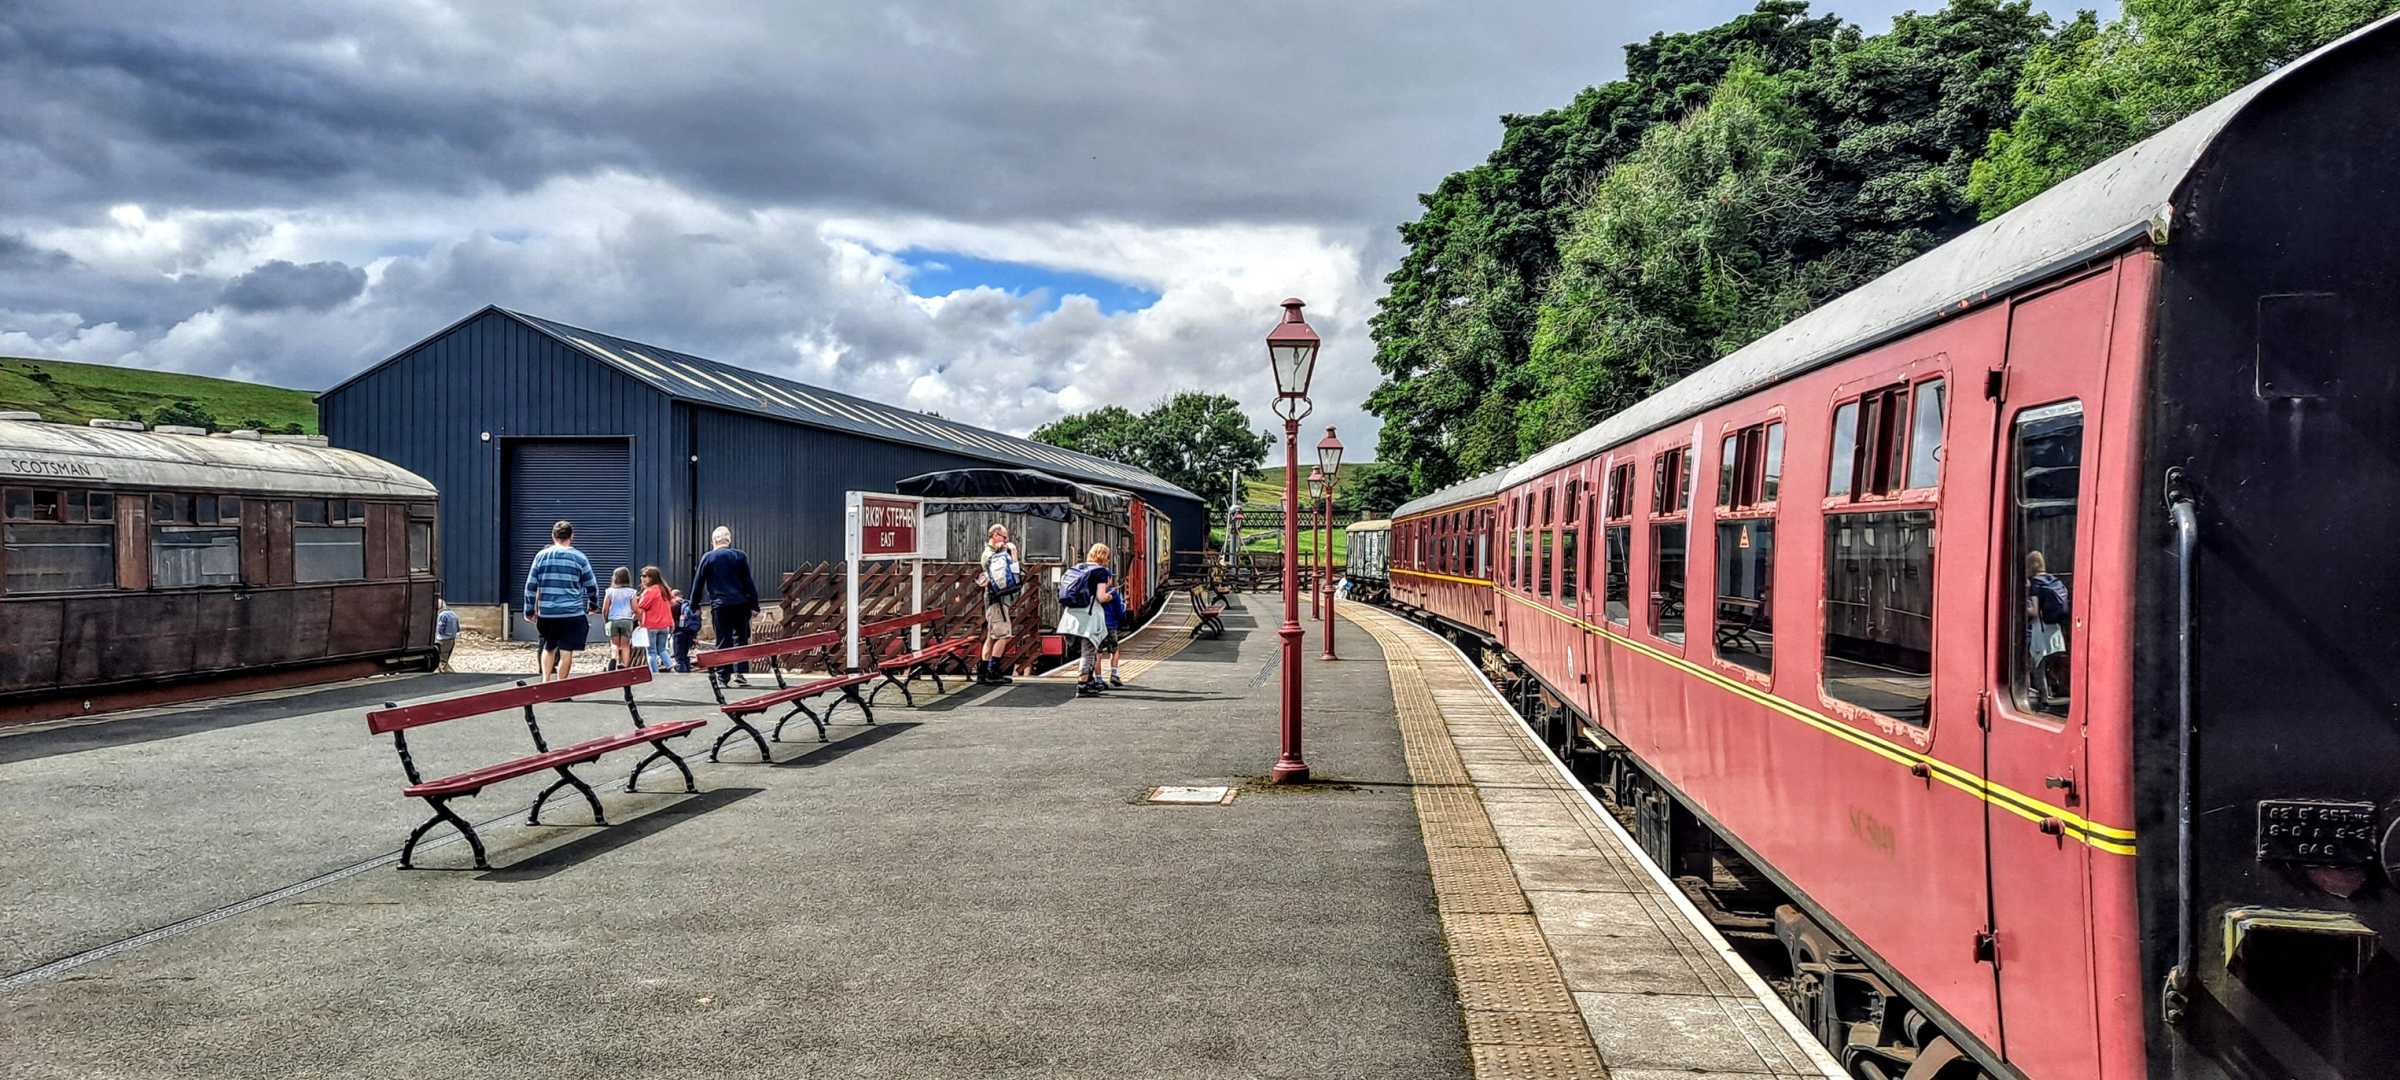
[0,357,318,433]
[1238,465,1374,509]
[1209,525,1350,563]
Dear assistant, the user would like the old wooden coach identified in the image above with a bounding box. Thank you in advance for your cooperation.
[0,417,440,719]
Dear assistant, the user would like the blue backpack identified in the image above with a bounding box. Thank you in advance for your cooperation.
[986,551,1022,601]
[1058,563,1098,609]
[2031,574,2070,625]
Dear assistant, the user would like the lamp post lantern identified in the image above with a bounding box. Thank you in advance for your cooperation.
[1315,426,1344,661]
[1264,298,1319,785]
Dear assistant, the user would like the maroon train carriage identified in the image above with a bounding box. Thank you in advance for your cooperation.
[1372,18,2400,1080]
[0,416,440,722]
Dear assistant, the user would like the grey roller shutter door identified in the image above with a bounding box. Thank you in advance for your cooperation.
[505,439,633,635]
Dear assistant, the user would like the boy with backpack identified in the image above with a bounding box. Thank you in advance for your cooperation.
[1056,543,1115,698]
[976,524,1022,685]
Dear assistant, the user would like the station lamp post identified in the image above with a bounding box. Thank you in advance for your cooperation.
[1316,427,1344,661]
[1265,297,1319,785]
[1307,467,1327,621]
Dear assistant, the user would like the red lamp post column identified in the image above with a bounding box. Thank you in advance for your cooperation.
[1316,427,1344,661]
[1265,298,1320,785]
[1307,467,1325,621]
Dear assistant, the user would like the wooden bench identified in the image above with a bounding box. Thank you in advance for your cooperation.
[696,630,878,762]
[1190,585,1228,639]
[365,666,705,870]
[859,610,980,706]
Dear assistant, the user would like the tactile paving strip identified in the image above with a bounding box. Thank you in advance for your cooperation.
[1349,606,1607,1080]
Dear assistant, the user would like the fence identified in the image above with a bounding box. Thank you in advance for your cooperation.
[777,560,1051,673]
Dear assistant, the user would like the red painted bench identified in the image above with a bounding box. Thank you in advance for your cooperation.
[860,610,980,706]
[696,630,878,762]
[365,666,705,869]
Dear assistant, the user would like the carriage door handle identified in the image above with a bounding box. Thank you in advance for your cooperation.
[2044,774,2077,804]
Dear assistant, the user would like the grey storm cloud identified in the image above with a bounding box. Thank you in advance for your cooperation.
[0,0,2027,442]
[218,259,368,313]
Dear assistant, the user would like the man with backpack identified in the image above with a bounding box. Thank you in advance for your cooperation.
[2025,550,2071,707]
[976,524,1022,685]
[1057,543,1115,698]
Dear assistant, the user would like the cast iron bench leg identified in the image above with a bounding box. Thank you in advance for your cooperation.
[530,764,607,826]
[403,796,488,870]
[846,683,875,726]
[626,739,697,794]
[778,700,828,742]
[711,717,771,763]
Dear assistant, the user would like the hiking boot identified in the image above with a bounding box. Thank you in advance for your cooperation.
[1108,673,1124,688]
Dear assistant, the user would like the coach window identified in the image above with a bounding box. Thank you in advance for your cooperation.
[1537,486,1555,599]
[1602,463,1633,624]
[150,492,243,588]
[2007,401,2082,718]
[1821,506,1935,725]
[1560,479,1580,609]
[1477,508,1491,580]
[1649,446,1690,646]
[1516,496,1532,590]
[3,487,116,592]
[296,498,367,583]
[407,505,436,575]
[1908,379,1947,490]
[1713,422,1781,676]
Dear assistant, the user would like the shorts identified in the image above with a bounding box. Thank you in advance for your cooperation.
[537,615,590,653]
[1099,631,1122,652]
[983,600,1013,639]
[606,617,636,639]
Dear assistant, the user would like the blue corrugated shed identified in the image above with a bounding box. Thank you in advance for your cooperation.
[319,306,1208,612]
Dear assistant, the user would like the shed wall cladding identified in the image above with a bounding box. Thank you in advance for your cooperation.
[318,310,678,606]
[687,404,994,580]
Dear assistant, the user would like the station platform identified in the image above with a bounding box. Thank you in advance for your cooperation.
[0,593,1833,1080]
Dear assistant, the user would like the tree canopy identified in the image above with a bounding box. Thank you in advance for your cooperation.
[1032,392,1273,500]
[1365,0,2392,501]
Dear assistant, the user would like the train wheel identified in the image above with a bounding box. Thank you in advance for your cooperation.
[1897,1036,1973,1080]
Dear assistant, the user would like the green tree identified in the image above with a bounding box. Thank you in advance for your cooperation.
[1520,63,1828,450]
[147,399,221,431]
[1035,394,1271,499]
[1967,0,2399,217]
[1030,405,1143,463]
[1336,463,1414,517]
[1128,393,1272,500]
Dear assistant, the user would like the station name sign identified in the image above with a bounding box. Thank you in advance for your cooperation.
[846,491,923,561]
[1,455,102,480]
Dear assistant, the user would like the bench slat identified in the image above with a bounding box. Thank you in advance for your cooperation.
[693,630,842,670]
[721,672,877,717]
[401,718,705,797]
[367,666,654,735]
[858,610,945,638]
[877,638,978,670]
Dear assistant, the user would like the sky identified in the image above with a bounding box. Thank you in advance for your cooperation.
[0,0,2095,469]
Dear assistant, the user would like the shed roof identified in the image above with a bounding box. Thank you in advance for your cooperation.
[1504,13,2397,488]
[0,420,436,500]
[324,306,1199,503]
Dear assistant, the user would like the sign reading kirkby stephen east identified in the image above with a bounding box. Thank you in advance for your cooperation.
[845,491,924,562]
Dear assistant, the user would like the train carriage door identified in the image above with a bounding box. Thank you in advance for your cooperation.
[1984,270,2114,1079]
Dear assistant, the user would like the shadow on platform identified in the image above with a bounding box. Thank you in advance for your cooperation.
[476,786,767,882]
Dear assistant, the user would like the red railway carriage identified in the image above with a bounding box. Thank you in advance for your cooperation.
[1379,19,2400,1080]
[1387,471,1503,637]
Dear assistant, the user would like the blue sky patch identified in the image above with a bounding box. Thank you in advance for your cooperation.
[901,249,1159,315]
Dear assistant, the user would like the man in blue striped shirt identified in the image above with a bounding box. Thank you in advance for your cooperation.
[524,519,600,682]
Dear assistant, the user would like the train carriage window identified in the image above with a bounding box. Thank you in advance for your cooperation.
[296,499,366,582]
[1828,401,1860,497]
[1718,435,1739,506]
[1537,487,1554,598]
[152,524,242,588]
[1561,479,1580,608]
[1651,523,1687,645]
[1821,509,1935,725]
[1762,423,1785,502]
[1907,379,1947,490]
[1602,462,1634,624]
[218,495,242,524]
[2007,401,2082,717]
[4,488,116,592]
[1713,520,1774,675]
[408,520,435,575]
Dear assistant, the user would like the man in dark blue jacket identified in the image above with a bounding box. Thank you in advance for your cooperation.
[690,525,760,687]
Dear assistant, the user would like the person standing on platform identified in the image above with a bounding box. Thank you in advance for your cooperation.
[1099,562,1128,687]
[671,589,700,673]
[524,519,600,683]
[975,523,1022,685]
[635,566,675,673]
[434,598,460,673]
[602,566,640,671]
[1057,543,1114,698]
[690,525,760,688]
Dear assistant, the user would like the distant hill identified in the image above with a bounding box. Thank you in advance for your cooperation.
[0,357,317,434]
[1241,464,1375,507]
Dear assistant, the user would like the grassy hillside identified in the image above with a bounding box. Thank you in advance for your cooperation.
[0,357,317,433]
[1240,465,1374,508]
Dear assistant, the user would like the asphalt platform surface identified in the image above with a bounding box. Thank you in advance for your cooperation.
[0,596,1468,1080]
